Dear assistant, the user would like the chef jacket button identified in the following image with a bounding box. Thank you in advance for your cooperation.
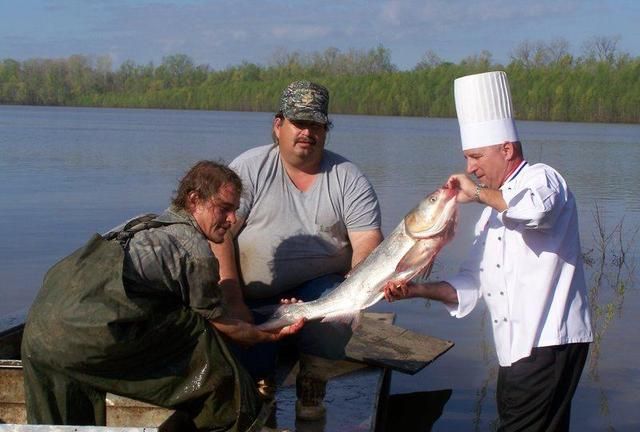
[487,293,492,296]
[500,291,504,295]
[503,318,508,322]
[498,236,502,241]
[494,320,498,324]
[496,264,501,268]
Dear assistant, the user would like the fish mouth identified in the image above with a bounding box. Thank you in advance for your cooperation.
[441,185,458,199]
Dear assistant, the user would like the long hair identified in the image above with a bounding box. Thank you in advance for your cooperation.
[172,160,242,210]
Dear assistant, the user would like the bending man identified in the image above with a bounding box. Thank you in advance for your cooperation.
[22,160,303,431]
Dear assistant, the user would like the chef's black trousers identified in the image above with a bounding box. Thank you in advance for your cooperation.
[496,342,589,432]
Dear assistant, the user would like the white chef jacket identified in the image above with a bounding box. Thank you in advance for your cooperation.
[446,161,593,366]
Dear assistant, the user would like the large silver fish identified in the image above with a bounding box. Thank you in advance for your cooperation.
[257,186,458,330]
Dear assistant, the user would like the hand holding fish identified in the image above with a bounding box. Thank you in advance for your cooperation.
[448,172,508,212]
[447,174,477,203]
[280,297,303,305]
[383,280,414,302]
[263,318,306,338]
[211,316,306,347]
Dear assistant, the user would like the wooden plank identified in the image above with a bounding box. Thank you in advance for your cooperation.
[104,396,171,428]
[0,360,173,428]
[0,362,24,424]
[345,313,454,375]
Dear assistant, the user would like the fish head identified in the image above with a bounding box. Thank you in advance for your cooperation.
[404,186,458,239]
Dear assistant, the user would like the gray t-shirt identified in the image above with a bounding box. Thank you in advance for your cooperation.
[230,144,381,299]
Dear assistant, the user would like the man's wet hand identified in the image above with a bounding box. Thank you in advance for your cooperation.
[268,318,305,339]
[445,176,461,190]
[383,280,410,302]
[447,173,476,203]
[280,297,303,304]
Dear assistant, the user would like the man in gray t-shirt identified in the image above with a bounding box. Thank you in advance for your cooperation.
[213,81,383,421]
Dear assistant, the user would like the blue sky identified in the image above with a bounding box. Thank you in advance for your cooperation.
[1,0,638,70]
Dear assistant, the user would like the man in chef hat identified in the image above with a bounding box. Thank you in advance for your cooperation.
[384,71,593,431]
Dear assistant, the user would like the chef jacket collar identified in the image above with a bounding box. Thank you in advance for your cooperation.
[500,160,528,190]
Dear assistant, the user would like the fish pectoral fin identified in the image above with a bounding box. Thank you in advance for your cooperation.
[414,260,434,281]
[395,240,437,275]
[349,312,362,330]
[320,310,360,329]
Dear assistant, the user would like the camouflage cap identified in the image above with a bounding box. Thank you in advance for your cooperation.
[278,80,329,125]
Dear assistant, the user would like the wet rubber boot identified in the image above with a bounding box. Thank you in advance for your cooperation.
[295,354,330,421]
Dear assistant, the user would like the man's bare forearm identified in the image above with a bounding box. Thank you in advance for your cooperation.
[348,228,383,269]
[412,281,459,306]
[210,221,253,322]
[384,279,459,307]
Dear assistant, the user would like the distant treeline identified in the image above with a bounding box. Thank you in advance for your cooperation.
[1,38,639,123]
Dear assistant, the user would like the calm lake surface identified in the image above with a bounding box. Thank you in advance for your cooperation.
[1,105,639,431]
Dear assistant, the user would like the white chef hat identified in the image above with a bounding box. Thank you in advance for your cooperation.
[454,71,519,150]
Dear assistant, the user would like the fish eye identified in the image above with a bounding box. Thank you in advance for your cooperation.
[429,196,437,203]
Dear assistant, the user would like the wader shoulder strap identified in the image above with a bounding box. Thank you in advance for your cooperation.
[103,213,191,247]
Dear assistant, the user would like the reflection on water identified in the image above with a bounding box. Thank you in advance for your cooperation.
[583,208,638,431]
[472,308,499,432]
[586,207,638,377]
[1,106,639,431]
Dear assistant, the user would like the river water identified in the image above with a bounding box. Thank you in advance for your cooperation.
[1,105,639,430]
